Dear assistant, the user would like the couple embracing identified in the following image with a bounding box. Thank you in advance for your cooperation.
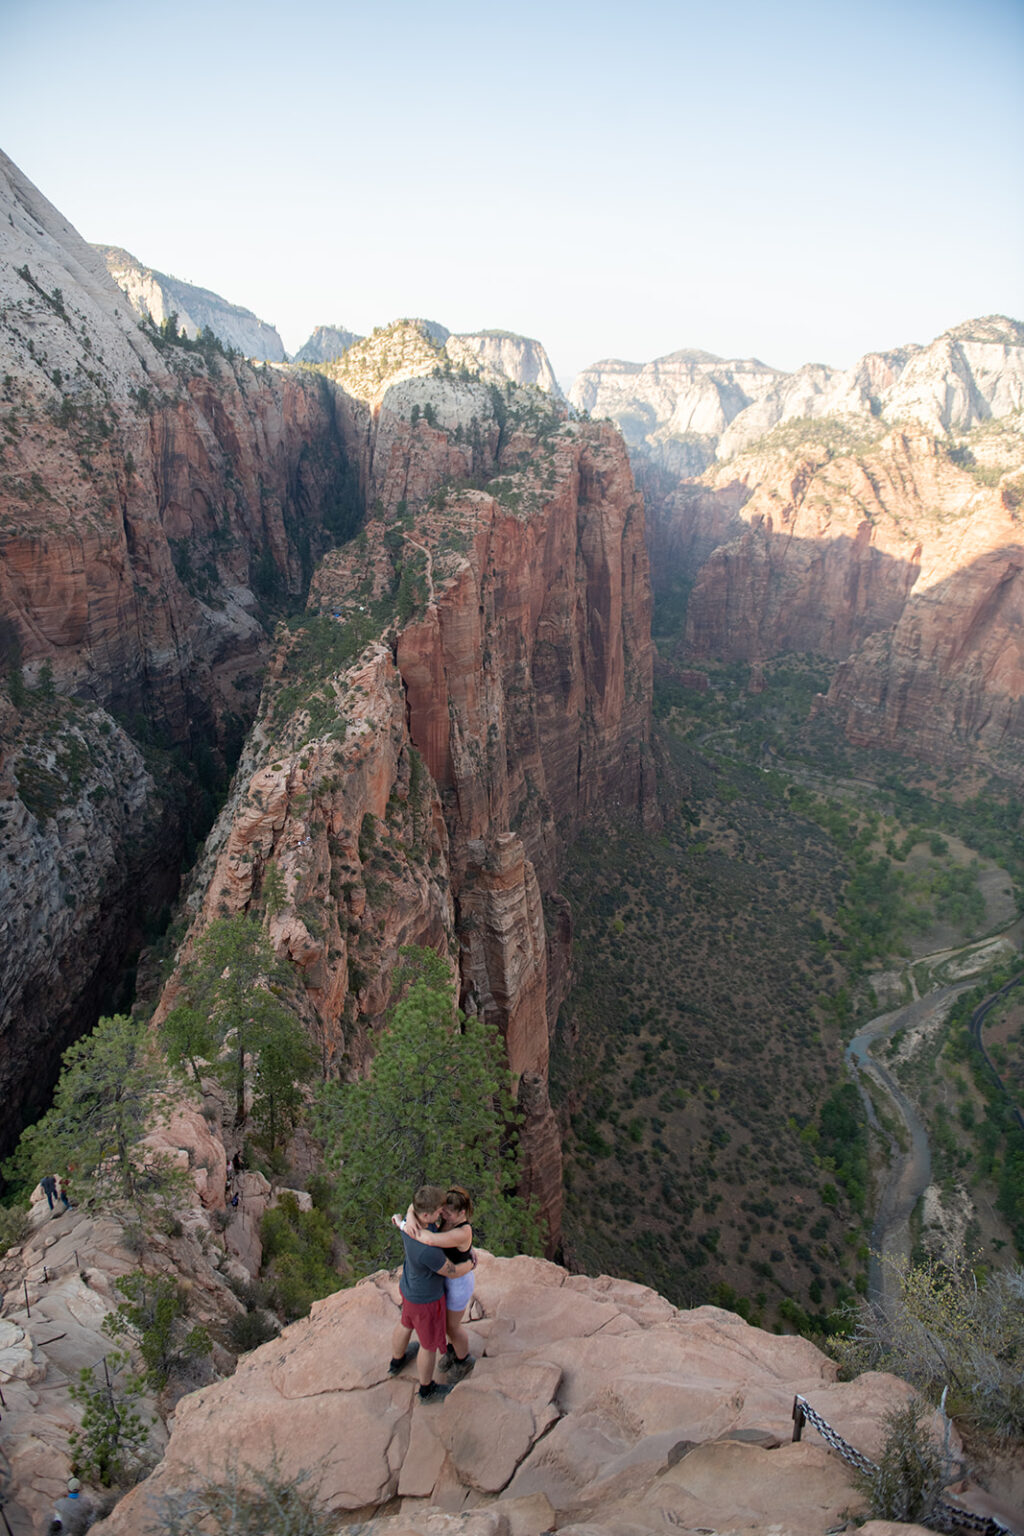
[389,1183,476,1403]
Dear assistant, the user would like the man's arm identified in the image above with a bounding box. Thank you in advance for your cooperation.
[438,1250,476,1279]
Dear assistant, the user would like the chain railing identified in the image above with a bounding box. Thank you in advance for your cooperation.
[792,1396,1012,1536]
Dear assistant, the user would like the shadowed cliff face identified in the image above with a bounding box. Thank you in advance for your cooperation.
[167,411,655,1247]
[828,544,1024,785]
[0,692,180,1159]
[642,422,1024,783]
[0,356,356,745]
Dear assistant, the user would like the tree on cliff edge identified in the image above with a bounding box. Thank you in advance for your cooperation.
[4,1012,184,1223]
[315,946,542,1275]
[162,913,315,1144]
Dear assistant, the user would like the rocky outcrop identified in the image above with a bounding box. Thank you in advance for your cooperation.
[93,1252,977,1536]
[97,244,286,360]
[3,1196,1017,1536]
[292,322,363,363]
[570,316,1024,467]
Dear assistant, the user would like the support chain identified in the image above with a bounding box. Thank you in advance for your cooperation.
[792,1397,1011,1536]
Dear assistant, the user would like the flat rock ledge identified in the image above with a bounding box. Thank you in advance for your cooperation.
[93,1253,939,1536]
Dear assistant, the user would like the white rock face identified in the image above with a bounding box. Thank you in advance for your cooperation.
[0,151,156,398]
[291,322,362,363]
[447,331,563,397]
[570,318,1024,465]
[97,244,286,360]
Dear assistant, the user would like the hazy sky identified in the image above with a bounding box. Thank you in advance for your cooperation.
[2,0,1022,385]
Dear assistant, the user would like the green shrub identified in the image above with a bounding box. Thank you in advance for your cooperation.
[103,1270,212,1388]
[228,1308,280,1354]
[0,1202,30,1253]
[855,1399,951,1526]
[150,1456,334,1536]
[260,1195,341,1321]
[68,1349,152,1487]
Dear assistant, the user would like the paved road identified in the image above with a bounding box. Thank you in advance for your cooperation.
[847,935,1023,1307]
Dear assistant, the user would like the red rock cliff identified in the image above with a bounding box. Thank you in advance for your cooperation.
[0,153,359,1145]
[644,422,1024,781]
[172,415,654,1249]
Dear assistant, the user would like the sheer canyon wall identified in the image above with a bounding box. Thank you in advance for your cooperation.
[578,324,1024,787]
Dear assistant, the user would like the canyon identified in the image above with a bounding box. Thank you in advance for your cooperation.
[0,153,649,1221]
[1,148,1023,1536]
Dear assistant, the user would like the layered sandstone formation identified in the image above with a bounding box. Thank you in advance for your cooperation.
[173,404,654,1246]
[828,540,1024,785]
[94,1251,977,1536]
[570,316,1024,467]
[97,244,287,360]
[0,152,355,735]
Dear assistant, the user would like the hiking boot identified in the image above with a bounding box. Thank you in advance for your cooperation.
[448,1353,475,1383]
[418,1381,453,1404]
[436,1344,456,1373]
[388,1345,418,1375]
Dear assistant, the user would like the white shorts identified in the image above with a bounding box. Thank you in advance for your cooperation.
[445,1271,475,1312]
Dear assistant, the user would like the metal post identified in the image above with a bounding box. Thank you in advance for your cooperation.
[21,1280,29,1318]
[792,1396,805,1442]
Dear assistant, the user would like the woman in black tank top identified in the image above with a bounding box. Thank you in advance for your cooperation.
[403,1185,475,1374]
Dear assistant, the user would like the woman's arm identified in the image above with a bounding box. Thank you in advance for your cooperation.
[408,1219,473,1252]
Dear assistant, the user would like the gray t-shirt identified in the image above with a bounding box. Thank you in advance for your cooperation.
[399,1228,446,1303]
[51,1493,93,1534]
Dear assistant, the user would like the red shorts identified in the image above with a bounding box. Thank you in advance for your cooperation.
[400,1293,447,1352]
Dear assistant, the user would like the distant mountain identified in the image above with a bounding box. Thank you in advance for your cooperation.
[291,323,363,364]
[448,330,563,397]
[571,317,1024,471]
[96,245,286,361]
[294,319,563,396]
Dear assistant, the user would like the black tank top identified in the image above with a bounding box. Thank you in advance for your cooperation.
[443,1221,471,1263]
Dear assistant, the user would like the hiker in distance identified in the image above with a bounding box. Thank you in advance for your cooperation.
[389,1183,477,1403]
[396,1183,476,1378]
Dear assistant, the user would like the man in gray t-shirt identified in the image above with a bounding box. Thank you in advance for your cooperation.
[399,1222,447,1302]
[389,1183,476,1402]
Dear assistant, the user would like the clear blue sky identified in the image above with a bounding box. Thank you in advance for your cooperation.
[2,0,1022,384]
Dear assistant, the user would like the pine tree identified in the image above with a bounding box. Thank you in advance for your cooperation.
[5,1012,183,1221]
[162,913,315,1142]
[315,946,542,1274]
